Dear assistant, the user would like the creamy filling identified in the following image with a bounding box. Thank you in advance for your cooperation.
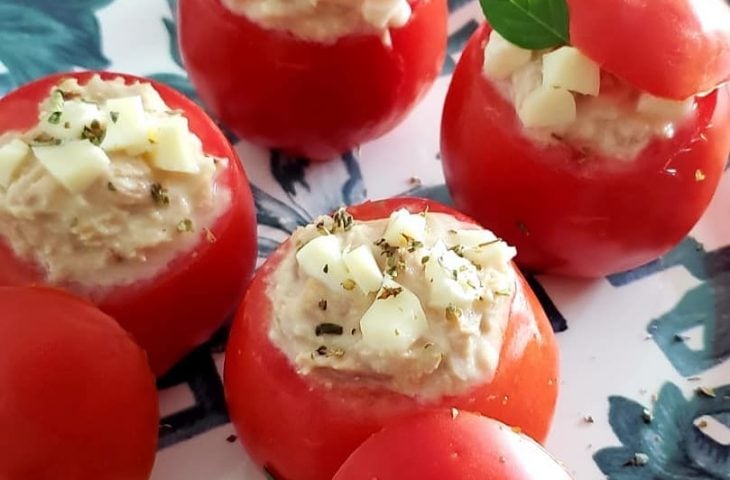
[269,208,517,400]
[482,31,697,161]
[0,76,230,289]
[221,0,412,45]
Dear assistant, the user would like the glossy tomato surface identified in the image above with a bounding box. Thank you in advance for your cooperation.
[334,410,573,480]
[225,197,559,480]
[441,24,730,278]
[0,286,158,480]
[568,0,730,100]
[178,0,447,160]
[0,71,258,375]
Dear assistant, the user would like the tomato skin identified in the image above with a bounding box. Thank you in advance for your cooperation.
[224,198,559,480]
[568,0,730,100]
[0,286,158,480]
[441,24,730,278]
[178,0,447,160]
[0,71,258,375]
[334,410,573,480]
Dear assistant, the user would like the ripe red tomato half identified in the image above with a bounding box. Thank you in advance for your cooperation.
[334,410,573,480]
[441,24,730,277]
[225,197,559,480]
[0,286,158,480]
[178,0,447,160]
[0,71,258,375]
[568,0,730,100]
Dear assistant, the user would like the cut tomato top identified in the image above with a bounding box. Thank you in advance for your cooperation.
[568,0,730,100]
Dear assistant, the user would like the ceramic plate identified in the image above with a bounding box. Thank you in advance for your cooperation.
[1,1,728,478]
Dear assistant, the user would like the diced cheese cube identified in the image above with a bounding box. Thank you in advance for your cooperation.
[462,241,517,270]
[101,96,150,154]
[382,209,426,247]
[542,46,600,96]
[424,241,482,309]
[33,140,111,194]
[483,30,533,80]
[360,278,428,352]
[517,86,576,128]
[361,0,411,29]
[342,245,383,294]
[0,139,30,188]
[148,116,200,174]
[296,235,351,292]
[38,101,103,141]
[636,93,694,121]
[452,229,498,249]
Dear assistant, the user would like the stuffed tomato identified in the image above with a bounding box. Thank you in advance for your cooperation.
[0,72,257,375]
[441,0,730,277]
[178,0,447,161]
[225,198,559,480]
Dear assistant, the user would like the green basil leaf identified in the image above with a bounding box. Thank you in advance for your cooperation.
[479,0,570,50]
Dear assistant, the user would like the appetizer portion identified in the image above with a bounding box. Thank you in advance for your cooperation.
[0,286,158,480]
[179,0,447,160]
[0,75,228,287]
[0,72,258,375]
[334,410,573,480]
[441,0,730,277]
[225,198,559,480]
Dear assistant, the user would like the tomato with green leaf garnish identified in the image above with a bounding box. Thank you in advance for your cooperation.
[441,0,730,277]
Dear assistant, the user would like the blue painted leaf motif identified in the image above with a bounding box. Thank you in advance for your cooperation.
[0,0,112,94]
[595,382,730,479]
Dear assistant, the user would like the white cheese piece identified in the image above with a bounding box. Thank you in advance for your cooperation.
[424,241,482,309]
[296,235,351,292]
[542,46,600,96]
[483,30,533,80]
[463,241,517,271]
[38,101,103,141]
[517,86,577,129]
[636,94,694,121]
[148,116,200,174]
[452,229,498,249]
[32,139,111,194]
[342,245,383,294]
[359,278,428,352]
[0,139,30,189]
[382,209,426,247]
[361,0,411,29]
[101,96,150,154]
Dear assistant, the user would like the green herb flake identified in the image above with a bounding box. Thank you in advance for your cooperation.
[377,286,403,300]
[177,218,194,233]
[332,207,354,232]
[81,120,106,146]
[323,264,329,274]
[150,183,170,206]
[107,181,117,192]
[318,299,328,311]
[421,255,431,265]
[47,111,63,125]
[315,323,344,336]
[479,0,570,50]
[110,111,120,123]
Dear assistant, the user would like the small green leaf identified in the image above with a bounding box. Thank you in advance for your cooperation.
[479,0,570,49]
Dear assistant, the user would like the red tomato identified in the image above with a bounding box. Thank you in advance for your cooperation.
[568,0,730,100]
[334,410,573,480]
[0,286,158,480]
[225,198,559,480]
[178,0,447,160]
[0,71,258,375]
[441,24,730,277]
